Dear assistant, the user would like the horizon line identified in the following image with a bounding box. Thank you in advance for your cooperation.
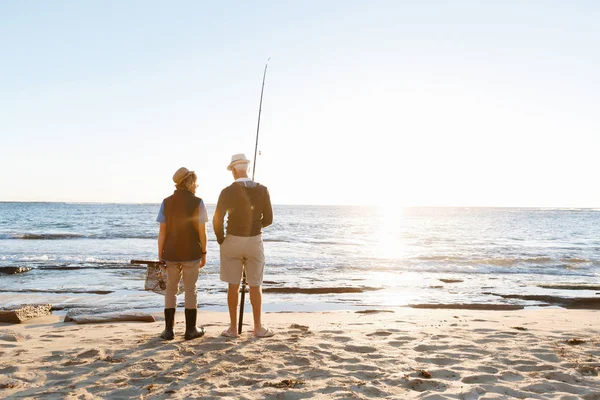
[0,201,599,210]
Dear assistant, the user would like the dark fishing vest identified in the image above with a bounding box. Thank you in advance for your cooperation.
[162,189,202,262]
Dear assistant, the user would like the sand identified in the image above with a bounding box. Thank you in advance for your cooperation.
[1,308,599,399]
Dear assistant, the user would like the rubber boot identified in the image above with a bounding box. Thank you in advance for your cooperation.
[160,308,175,340]
[184,308,205,340]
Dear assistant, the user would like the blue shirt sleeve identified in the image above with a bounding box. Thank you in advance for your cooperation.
[198,200,208,224]
[156,201,166,223]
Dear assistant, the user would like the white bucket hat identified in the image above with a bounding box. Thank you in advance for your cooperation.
[227,153,251,171]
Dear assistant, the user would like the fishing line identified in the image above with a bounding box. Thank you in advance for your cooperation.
[239,58,270,334]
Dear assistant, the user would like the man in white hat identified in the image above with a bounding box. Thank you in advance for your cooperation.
[156,167,208,340]
[213,153,274,337]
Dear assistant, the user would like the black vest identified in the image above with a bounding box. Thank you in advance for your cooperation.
[162,189,203,261]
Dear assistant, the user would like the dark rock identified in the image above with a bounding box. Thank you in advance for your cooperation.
[64,311,155,324]
[355,309,394,314]
[563,298,600,309]
[0,304,52,323]
[537,284,600,291]
[439,279,463,284]
[0,289,113,295]
[490,293,600,309]
[263,287,380,294]
[0,267,32,275]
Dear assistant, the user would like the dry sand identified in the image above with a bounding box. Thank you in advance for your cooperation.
[1,308,599,399]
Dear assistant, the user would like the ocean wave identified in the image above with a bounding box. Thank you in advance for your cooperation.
[262,238,358,245]
[412,255,556,266]
[263,238,293,243]
[37,264,145,270]
[0,232,158,240]
[12,233,87,240]
[344,262,596,277]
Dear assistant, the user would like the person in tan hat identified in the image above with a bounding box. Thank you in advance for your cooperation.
[156,167,207,340]
[213,154,274,338]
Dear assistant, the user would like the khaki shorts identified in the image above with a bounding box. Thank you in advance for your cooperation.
[219,234,265,287]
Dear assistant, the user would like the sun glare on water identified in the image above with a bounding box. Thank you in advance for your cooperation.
[374,204,407,260]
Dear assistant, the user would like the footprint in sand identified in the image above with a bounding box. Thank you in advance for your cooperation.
[200,342,234,352]
[263,344,290,352]
[366,331,393,337]
[415,356,458,366]
[413,344,449,352]
[427,368,461,380]
[478,366,499,374]
[229,377,262,387]
[513,363,555,372]
[344,344,377,354]
[0,366,19,375]
[0,330,26,342]
[532,352,561,362]
[499,371,525,382]
[287,356,311,366]
[459,386,487,400]
[77,349,104,359]
[521,382,558,394]
[472,328,497,333]
[461,374,498,384]
[289,324,310,331]
[331,336,352,343]
[582,393,600,400]
[394,335,415,341]
[389,340,411,348]
[321,330,345,334]
[350,383,390,397]
[404,378,448,392]
[543,371,582,385]
[12,370,41,384]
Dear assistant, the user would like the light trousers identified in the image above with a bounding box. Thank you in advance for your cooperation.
[164,260,200,309]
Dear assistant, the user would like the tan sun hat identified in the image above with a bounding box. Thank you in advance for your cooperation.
[172,167,194,184]
[227,153,250,171]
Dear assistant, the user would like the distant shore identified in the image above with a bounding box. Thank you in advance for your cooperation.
[1,308,599,399]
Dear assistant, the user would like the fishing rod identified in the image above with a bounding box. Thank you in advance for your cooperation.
[239,58,270,335]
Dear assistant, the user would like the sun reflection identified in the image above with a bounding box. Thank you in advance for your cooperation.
[374,205,407,260]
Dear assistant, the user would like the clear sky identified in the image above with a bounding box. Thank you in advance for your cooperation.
[1,1,599,207]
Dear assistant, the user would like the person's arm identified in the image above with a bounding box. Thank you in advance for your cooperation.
[198,222,207,268]
[158,223,166,262]
[156,201,166,261]
[198,200,208,268]
[262,187,273,228]
[213,191,227,244]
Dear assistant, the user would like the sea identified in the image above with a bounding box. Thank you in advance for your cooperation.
[1,202,599,313]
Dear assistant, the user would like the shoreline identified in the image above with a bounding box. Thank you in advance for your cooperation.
[2,308,599,399]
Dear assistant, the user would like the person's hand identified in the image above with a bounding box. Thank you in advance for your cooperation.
[199,254,206,269]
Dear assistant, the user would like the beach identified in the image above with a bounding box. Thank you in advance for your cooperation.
[1,308,599,399]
